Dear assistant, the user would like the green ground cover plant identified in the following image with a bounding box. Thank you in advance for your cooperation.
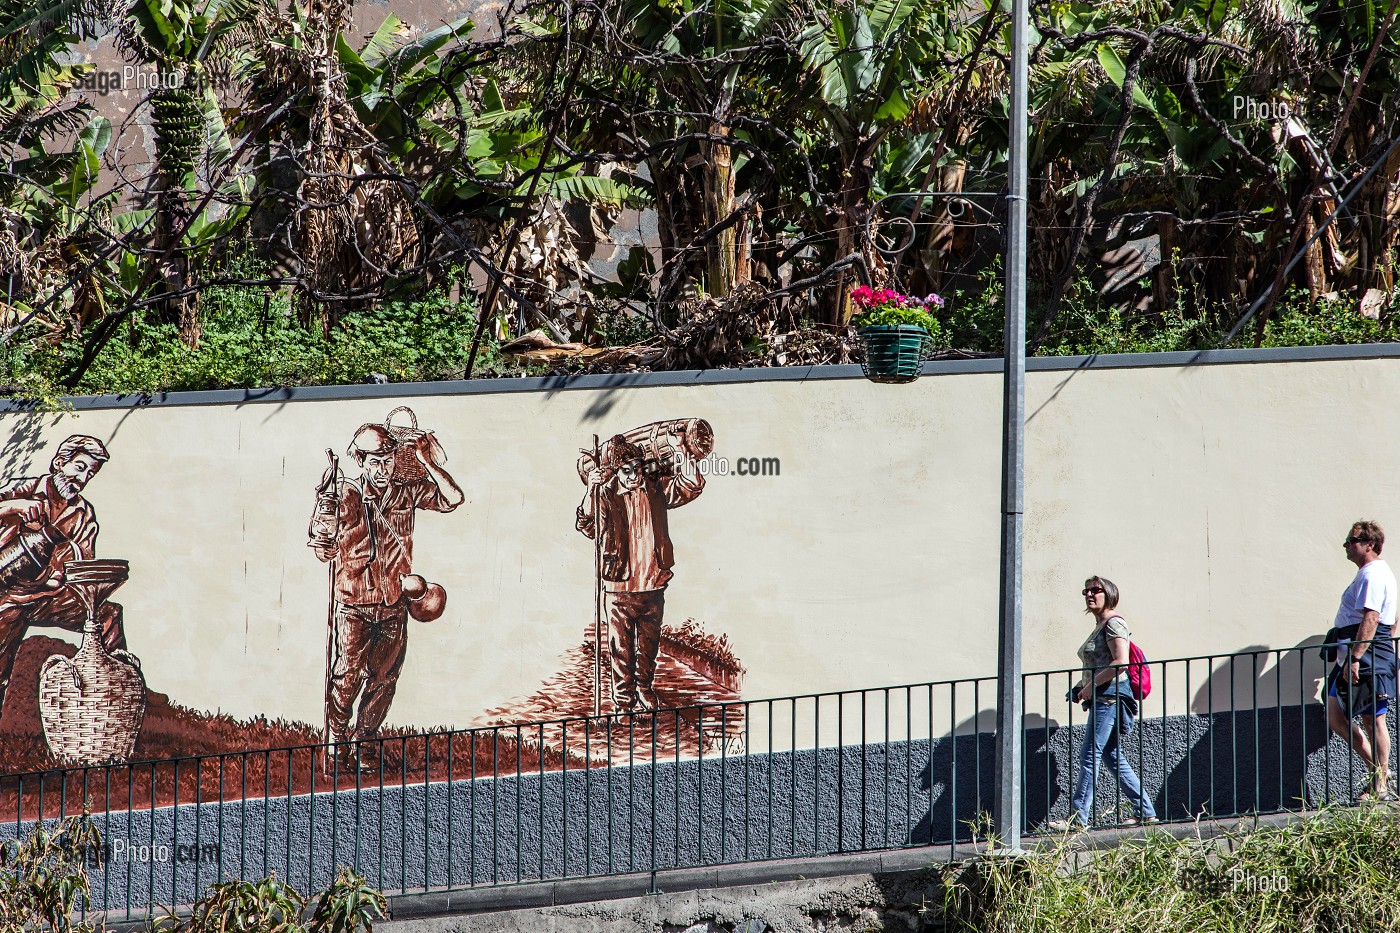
[941,806,1400,933]
[0,261,542,400]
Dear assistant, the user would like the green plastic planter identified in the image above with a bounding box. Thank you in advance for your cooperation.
[858,324,933,384]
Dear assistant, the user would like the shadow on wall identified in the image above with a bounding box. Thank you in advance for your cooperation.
[1188,640,1329,714]
[1157,638,1329,820]
[906,712,1055,846]
[907,643,1343,839]
[0,413,64,480]
[1024,640,1336,823]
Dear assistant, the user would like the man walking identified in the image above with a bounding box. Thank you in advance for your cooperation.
[311,422,462,770]
[0,435,124,714]
[576,435,704,712]
[1325,520,1398,800]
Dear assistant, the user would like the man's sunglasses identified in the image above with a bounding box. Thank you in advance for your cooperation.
[1344,536,1369,546]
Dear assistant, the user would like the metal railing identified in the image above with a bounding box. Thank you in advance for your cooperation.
[0,639,1384,919]
[1024,638,1392,828]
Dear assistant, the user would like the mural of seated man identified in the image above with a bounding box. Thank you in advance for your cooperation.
[0,435,125,716]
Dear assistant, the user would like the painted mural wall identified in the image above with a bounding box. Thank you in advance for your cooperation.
[0,353,1396,774]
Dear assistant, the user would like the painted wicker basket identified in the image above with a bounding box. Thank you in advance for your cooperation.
[38,559,146,766]
[385,406,428,481]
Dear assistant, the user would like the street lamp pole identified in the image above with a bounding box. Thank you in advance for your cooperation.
[994,0,1030,851]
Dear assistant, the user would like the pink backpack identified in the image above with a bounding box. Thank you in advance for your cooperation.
[1127,641,1152,702]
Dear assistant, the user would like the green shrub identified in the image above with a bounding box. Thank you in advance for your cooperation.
[0,814,385,933]
[0,815,101,933]
[69,284,486,394]
[1037,278,1216,356]
[0,259,543,399]
[1257,288,1400,348]
[161,865,385,933]
[3,265,1397,405]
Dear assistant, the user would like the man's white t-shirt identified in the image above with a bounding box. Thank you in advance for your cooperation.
[1334,559,1398,633]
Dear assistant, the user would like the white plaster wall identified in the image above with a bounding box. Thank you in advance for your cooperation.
[2,355,1391,730]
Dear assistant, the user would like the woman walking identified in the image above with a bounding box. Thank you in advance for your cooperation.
[1047,576,1158,831]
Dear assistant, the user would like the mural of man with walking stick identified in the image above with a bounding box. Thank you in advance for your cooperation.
[576,424,708,713]
[309,414,462,771]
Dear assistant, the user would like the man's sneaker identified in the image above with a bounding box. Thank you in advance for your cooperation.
[1045,817,1086,833]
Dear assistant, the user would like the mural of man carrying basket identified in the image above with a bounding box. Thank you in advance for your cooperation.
[308,408,463,771]
[576,420,711,713]
[0,435,126,717]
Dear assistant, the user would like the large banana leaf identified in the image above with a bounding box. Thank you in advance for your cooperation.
[867,0,921,44]
[0,0,90,107]
[380,16,473,73]
[550,174,656,209]
[57,116,110,207]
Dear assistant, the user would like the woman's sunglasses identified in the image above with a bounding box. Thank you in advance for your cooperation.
[1082,587,1105,596]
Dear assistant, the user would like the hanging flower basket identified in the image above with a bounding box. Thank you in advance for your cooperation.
[858,324,936,384]
[850,286,944,384]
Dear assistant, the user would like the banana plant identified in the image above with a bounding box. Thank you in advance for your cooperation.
[240,6,649,335]
[1020,0,1397,337]
[120,0,259,346]
[794,0,947,322]
[565,0,797,301]
[0,0,103,324]
[122,0,256,185]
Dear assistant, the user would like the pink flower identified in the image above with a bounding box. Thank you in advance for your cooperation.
[925,293,945,308]
[851,285,874,306]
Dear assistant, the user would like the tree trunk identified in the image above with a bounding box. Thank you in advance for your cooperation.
[826,146,876,325]
[298,0,352,336]
[649,156,706,308]
[1381,155,1400,293]
[829,188,859,325]
[700,79,743,300]
[700,123,738,298]
[1152,214,1177,314]
[1302,210,1324,299]
[919,160,966,295]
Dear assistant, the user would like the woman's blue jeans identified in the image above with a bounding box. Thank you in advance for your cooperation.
[1071,694,1156,824]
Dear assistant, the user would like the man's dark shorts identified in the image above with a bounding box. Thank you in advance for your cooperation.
[1329,656,1397,718]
